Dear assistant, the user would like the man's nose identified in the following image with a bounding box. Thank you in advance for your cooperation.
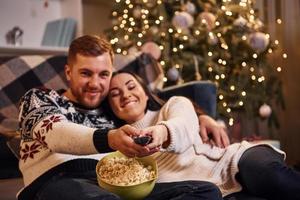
[88,76,102,88]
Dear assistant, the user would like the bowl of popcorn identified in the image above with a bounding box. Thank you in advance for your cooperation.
[96,151,157,200]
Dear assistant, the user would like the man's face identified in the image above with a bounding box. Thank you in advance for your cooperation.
[65,53,113,108]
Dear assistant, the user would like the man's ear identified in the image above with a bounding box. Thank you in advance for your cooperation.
[65,64,71,81]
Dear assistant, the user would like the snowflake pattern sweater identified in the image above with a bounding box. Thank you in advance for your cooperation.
[18,88,116,197]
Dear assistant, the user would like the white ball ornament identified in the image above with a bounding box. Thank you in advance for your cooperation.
[248,32,270,53]
[141,42,161,60]
[167,68,180,82]
[172,11,194,30]
[259,103,272,118]
[233,16,248,27]
[183,1,197,15]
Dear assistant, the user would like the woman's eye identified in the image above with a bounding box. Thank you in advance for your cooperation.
[110,90,120,97]
[128,84,136,90]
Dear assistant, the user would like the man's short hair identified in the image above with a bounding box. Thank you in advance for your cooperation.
[67,35,114,65]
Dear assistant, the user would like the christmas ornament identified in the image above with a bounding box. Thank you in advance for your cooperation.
[248,32,270,53]
[141,42,161,60]
[259,103,272,118]
[182,1,197,15]
[172,11,194,30]
[233,16,248,27]
[133,7,142,18]
[149,26,159,35]
[197,11,216,30]
[167,67,180,81]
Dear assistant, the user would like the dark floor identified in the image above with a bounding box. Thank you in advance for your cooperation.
[0,178,23,200]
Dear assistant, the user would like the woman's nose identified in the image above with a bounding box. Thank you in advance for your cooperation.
[122,90,131,98]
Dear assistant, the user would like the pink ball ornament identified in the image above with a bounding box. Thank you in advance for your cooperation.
[172,11,194,30]
[141,42,161,60]
[197,11,216,30]
[259,103,272,118]
[248,32,270,53]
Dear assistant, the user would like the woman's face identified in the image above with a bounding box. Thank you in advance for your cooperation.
[108,73,149,123]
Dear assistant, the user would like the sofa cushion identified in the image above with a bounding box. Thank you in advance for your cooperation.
[0,55,68,137]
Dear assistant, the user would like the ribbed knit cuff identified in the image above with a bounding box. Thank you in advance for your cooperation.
[93,129,114,153]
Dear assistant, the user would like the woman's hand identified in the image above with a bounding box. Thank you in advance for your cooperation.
[108,125,155,157]
[199,115,230,148]
[141,125,170,150]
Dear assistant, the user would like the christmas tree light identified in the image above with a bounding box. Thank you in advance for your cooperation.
[105,0,285,130]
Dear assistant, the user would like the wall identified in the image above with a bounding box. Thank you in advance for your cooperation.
[280,0,300,165]
[82,0,112,36]
[0,0,62,46]
[0,0,82,47]
[256,0,300,165]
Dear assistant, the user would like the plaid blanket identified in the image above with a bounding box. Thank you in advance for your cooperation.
[0,55,68,137]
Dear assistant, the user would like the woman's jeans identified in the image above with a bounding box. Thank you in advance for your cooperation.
[34,171,222,200]
[225,145,300,200]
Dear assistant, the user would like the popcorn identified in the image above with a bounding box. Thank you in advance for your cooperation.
[98,156,156,186]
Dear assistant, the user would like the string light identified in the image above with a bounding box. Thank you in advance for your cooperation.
[283,53,288,59]
[276,19,282,24]
[277,67,282,72]
[229,118,234,126]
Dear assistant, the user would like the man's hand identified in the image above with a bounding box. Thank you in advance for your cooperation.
[199,115,230,148]
[107,125,157,157]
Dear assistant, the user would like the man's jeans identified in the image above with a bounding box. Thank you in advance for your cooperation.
[35,171,222,200]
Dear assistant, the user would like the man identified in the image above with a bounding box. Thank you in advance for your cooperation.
[18,35,226,200]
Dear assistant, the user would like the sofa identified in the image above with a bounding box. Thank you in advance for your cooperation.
[0,54,217,199]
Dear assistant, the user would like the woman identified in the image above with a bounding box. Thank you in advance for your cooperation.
[107,71,300,200]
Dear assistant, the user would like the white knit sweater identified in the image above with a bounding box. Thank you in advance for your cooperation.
[131,96,285,196]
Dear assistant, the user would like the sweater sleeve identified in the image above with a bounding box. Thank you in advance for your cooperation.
[19,88,111,155]
[157,96,202,153]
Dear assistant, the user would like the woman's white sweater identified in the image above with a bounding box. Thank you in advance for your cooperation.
[131,96,285,196]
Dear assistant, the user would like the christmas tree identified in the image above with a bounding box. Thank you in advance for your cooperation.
[105,0,285,132]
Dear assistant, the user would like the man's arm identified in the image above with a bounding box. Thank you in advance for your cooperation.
[191,100,230,148]
[198,115,230,148]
